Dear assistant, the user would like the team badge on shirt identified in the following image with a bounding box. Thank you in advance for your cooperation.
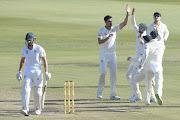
[34,50,36,53]
[25,50,28,54]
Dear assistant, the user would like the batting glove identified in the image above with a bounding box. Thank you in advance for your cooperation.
[45,72,51,81]
[16,71,22,81]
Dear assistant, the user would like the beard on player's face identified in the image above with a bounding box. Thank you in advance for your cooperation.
[26,40,34,46]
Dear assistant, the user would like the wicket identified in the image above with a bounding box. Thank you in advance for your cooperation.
[64,81,74,113]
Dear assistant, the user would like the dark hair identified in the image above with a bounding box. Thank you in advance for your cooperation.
[104,15,112,22]
[153,12,161,17]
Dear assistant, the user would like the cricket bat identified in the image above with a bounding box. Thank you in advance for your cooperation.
[41,80,48,109]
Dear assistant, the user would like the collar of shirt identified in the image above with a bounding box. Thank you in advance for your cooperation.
[104,26,113,32]
[153,21,162,26]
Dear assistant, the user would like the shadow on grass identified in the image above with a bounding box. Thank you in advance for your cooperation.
[47,85,145,89]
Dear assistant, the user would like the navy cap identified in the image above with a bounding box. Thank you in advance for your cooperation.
[143,35,151,42]
[150,30,159,39]
[154,12,161,17]
[25,32,35,40]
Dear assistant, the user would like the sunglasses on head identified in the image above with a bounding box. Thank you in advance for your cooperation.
[154,15,160,17]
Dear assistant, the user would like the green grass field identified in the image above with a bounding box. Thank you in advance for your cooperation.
[0,0,180,120]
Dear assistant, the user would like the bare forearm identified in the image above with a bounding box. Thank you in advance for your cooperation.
[42,56,48,72]
[120,12,130,30]
[124,12,130,25]
[19,58,25,72]
[44,62,48,72]
[98,37,109,44]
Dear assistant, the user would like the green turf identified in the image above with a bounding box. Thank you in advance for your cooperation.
[0,0,180,120]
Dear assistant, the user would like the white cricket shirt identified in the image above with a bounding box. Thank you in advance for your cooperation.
[147,21,169,45]
[21,43,46,69]
[140,39,165,66]
[131,15,147,58]
[98,25,120,53]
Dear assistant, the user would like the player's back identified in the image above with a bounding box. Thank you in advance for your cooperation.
[146,39,164,64]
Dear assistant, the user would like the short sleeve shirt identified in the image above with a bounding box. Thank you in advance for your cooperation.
[21,43,46,69]
[147,22,169,45]
[98,25,120,52]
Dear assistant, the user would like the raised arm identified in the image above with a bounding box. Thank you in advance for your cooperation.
[131,8,139,35]
[119,4,130,30]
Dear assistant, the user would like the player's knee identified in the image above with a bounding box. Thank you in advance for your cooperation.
[33,86,42,97]
[126,72,130,79]
[100,72,106,77]
[155,71,163,81]
[21,87,31,95]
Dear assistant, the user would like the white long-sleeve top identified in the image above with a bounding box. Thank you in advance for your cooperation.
[139,39,165,67]
[147,21,169,45]
[131,15,146,58]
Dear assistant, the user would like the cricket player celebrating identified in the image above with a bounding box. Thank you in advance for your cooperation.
[126,8,147,102]
[16,32,51,116]
[147,12,169,45]
[97,4,130,100]
[147,12,169,84]
[146,12,169,102]
[138,31,165,105]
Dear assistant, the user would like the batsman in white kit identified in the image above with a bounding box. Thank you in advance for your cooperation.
[97,4,130,100]
[16,32,51,116]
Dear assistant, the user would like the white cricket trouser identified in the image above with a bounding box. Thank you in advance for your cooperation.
[21,68,43,112]
[126,61,140,96]
[97,51,117,97]
[144,63,163,104]
[131,67,156,99]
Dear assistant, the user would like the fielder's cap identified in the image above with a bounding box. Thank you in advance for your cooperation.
[150,30,159,39]
[138,23,147,29]
[25,32,35,40]
[143,35,151,42]
[154,12,161,17]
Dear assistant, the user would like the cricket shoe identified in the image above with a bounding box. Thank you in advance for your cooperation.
[127,95,134,100]
[145,102,151,106]
[35,110,41,115]
[155,94,163,105]
[21,110,29,116]
[110,96,120,100]
[129,95,142,102]
[150,97,157,103]
[97,92,102,99]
